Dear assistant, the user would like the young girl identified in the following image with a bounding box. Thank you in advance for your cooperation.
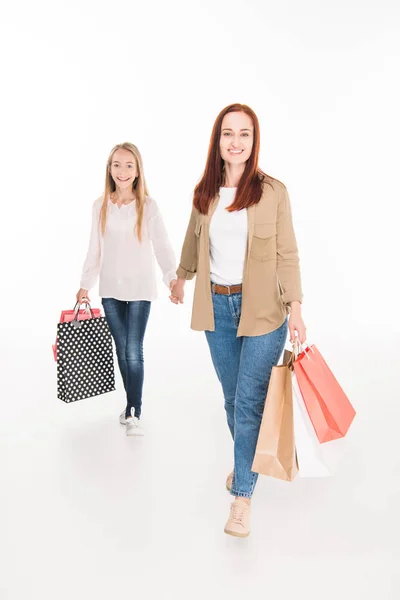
[77,142,177,435]
[170,104,306,537]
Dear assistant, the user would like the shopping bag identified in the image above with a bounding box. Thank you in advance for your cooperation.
[293,345,355,443]
[52,303,102,361]
[57,306,115,403]
[251,359,298,482]
[292,372,331,477]
[59,306,102,323]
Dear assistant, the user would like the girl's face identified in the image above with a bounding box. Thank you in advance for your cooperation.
[110,148,138,190]
[219,111,254,166]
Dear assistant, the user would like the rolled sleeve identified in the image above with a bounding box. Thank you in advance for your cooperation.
[177,206,199,280]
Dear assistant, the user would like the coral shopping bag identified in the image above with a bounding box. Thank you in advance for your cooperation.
[293,345,356,444]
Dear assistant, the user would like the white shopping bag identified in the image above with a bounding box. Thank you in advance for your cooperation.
[292,372,332,477]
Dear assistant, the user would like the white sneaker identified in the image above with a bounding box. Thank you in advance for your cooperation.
[119,411,127,425]
[126,416,144,436]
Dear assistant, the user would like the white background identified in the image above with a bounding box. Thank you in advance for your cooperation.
[1,1,399,599]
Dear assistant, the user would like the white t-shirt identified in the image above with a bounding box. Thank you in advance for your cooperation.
[80,196,177,301]
[209,187,248,286]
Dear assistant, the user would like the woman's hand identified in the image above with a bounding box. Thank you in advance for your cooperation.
[76,288,90,305]
[288,301,306,345]
[169,279,185,304]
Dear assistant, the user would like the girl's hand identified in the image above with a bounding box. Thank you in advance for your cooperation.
[169,280,184,304]
[76,288,90,305]
[288,301,306,344]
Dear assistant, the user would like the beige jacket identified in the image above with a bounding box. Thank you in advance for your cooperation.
[176,179,303,337]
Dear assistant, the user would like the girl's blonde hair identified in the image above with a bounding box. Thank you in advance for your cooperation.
[100,142,149,241]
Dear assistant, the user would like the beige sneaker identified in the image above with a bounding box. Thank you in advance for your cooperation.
[224,499,251,538]
[226,471,234,492]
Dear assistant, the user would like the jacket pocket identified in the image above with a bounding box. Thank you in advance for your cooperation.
[251,222,276,261]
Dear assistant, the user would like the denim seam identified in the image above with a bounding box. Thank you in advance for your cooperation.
[231,468,258,497]
[230,489,253,498]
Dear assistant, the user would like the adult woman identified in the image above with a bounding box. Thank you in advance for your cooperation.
[77,142,177,435]
[170,104,306,537]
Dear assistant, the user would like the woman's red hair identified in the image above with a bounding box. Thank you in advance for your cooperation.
[193,103,270,214]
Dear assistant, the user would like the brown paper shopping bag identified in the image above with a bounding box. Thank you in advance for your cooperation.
[251,360,298,482]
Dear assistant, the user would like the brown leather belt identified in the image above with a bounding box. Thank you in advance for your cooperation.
[211,282,242,295]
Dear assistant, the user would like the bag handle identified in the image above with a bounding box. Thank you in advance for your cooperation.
[288,338,315,367]
[72,301,95,327]
[285,338,304,370]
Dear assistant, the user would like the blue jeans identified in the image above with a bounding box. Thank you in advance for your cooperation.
[205,291,287,498]
[101,298,151,419]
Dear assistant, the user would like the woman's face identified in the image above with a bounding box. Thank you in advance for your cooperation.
[110,148,138,190]
[219,111,254,166]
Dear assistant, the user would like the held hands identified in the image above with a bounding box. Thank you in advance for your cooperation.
[169,279,184,304]
[288,301,307,345]
[76,288,90,305]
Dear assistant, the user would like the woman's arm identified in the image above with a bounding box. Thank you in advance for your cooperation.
[276,185,306,343]
[170,205,199,304]
[176,206,199,280]
[276,184,303,306]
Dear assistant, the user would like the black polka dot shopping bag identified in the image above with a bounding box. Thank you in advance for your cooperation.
[56,303,115,403]
[52,305,102,361]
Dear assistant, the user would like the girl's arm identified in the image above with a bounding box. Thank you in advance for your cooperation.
[79,198,102,292]
[147,198,177,288]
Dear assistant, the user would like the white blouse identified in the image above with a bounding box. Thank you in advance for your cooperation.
[80,196,177,301]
